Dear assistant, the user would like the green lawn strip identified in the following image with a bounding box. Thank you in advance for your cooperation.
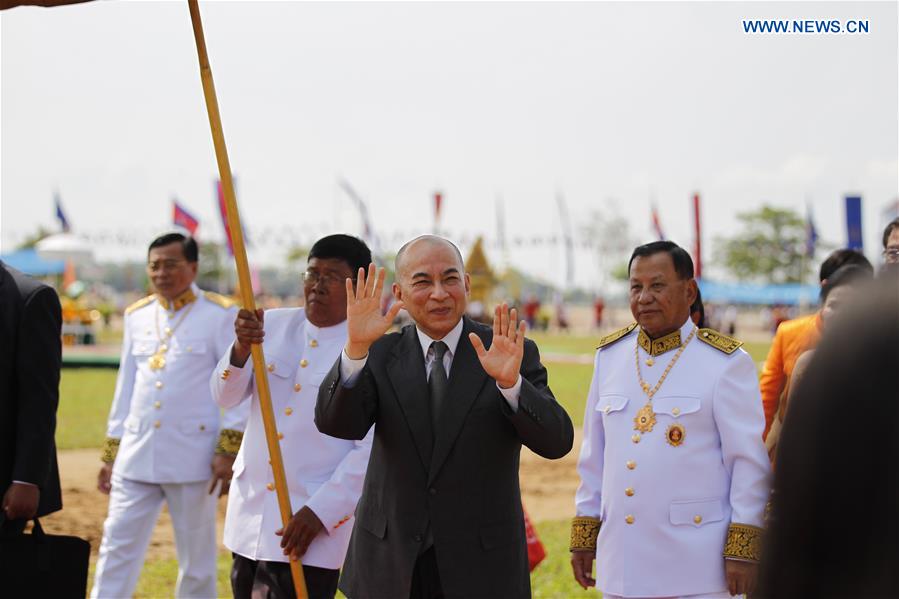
[57,368,116,450]
[545,362,593,427]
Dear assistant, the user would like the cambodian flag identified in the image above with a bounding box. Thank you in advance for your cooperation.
[650,203,665,240]
[173,199,200,237]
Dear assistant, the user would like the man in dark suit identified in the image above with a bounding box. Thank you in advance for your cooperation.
[316,235,574,599]
[0,261,62,535]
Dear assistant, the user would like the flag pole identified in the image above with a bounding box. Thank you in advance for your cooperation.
[186,3,308,597]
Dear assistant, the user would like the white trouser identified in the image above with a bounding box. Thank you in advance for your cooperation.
[90,475,218,599]
[602,593,739,599]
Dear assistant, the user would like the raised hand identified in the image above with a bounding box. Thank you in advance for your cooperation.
[469,303,525,389]
[345,264,404,359]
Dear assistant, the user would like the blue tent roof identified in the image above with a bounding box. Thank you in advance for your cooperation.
[1,248,66,276]
[699,279,819,306]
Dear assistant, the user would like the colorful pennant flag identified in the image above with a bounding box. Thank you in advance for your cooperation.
[172,199,200,237]
[650,203,665,240]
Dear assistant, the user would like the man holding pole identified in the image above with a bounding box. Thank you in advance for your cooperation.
[211,234,374,599]
[91,233,246,599]
[315,235,574,599]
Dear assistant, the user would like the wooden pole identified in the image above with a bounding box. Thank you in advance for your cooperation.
[186,2,307,597]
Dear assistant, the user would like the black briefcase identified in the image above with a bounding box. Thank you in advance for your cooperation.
[0,516,90,598]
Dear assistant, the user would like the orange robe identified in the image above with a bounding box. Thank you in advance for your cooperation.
[759,313,821,440]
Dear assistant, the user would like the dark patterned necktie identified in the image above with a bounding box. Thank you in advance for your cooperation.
[428,341,448,432]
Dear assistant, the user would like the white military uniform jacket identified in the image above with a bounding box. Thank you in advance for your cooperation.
[575,318,770,597]
[104,284,246,483]
[210,308,373,570]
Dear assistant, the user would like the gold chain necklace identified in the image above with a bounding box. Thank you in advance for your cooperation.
[148,299,196,371]
[632,326,696,433]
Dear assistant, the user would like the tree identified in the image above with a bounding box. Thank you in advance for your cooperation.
[715,205,811,284]
[15,226,52,250]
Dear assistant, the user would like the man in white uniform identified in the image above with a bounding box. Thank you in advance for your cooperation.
[571,241,770,598]
[92,233,246,598]
[211,234,374,599]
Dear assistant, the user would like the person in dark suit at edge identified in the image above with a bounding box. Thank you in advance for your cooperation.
[0,261,62,535]
[315,235,574,599]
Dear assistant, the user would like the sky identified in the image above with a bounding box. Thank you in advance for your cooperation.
[2,1,897,291]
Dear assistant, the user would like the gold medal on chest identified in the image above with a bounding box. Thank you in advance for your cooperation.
[148,352,166,371]
[634,402,657,433]
[666,423,686,447]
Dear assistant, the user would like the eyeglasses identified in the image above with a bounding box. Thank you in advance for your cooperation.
[303,270,347,287]
[147,259,186,273]
[883,248,899,263]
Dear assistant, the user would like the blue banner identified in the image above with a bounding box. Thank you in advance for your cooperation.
[845,195,863,250]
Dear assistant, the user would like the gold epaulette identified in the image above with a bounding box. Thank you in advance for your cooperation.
[724,522,763,562]
[570,516,601,551]
[697,328,743,354]
[204,291,237,309]
[101,437,120,463]
[216,429,243,456]
[596,322,638,350]
[125,295,156,315]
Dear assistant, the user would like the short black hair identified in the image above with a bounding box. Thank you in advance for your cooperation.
[308,234,372,273]
[820,264,872,303]
[883,217,899,249]
[148,232,198,263]
[818,249,872,282]
[628,241,694,280]
[690,286,706,328]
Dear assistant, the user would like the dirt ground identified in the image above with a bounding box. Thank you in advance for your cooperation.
[43,432,582,561]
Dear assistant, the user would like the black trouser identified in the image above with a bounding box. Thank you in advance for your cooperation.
[231,553,339,599]
[410,546,444,599]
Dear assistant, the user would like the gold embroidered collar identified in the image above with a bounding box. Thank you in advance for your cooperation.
[637,328,682,356]
[157,288,197,312]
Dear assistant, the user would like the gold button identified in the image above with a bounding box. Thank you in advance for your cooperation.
[278,432,284,440]
[221,369,231,380]
[159,344,168,353]
[154,401,161,409]
[631,434,641,444]
[199,424,206,431]
[300,359,308,368]
[186,346,192,353]
[603,405,611,413]
[285,407,293,416]
[703,331,710,337]
[625,515,635,524]
[267,363,275,372]
[310,339,319,348]
[266,483,274,491]
[626,460,636,470]
[155,381,163,389]
[153,420,161,428]
[625,487,634,497]
[164,327,172,336]
[294,383,301,392]
[694,515,702,524]
[672,407,681,416]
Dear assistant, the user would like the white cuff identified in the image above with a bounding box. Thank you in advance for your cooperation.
[339,349,368,387]
[497,375,522,411]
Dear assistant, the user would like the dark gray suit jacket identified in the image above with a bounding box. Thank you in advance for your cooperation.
[315,316,573,599]
[0,262,62,519]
